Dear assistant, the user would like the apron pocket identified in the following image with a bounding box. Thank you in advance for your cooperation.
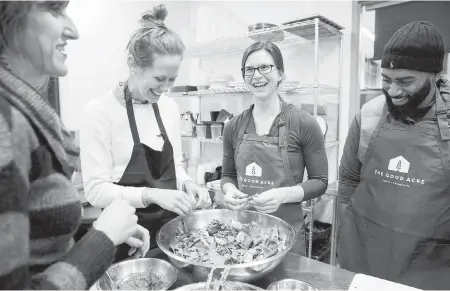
[410,240,450,269]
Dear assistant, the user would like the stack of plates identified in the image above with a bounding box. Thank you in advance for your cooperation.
[209,74,234,89]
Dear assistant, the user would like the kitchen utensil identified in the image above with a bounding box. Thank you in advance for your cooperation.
[156,209,297,282]
[95,258,177,290]
[173,281,264,291]
[104,270,116,290]
[267,279,319,290]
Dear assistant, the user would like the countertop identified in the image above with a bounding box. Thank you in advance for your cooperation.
[146,248,355,290]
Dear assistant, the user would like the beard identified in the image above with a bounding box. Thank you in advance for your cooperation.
[383,79,432,122]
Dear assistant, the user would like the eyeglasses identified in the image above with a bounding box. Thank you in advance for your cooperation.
[241,65,278,77]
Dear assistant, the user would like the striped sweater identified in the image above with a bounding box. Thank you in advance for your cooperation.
[0,65,115,289]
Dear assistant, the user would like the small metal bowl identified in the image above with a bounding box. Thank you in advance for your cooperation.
[95,258,177,290]
[267,279,319,291]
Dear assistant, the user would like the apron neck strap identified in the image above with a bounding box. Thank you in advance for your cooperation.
[434,88,450,141]
[278,102,289,148]
[124,84,141,145]
[151,103,169,140]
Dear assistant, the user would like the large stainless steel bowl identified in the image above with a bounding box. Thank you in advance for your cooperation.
[156,209,296,283]
[95,258,177,290]
[267,279,319,290]
[173,281,264,290]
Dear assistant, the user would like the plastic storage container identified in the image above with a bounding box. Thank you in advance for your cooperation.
[210,124,223,139]
[195,124,207,138]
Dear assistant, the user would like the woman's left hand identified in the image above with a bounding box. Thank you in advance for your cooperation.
[126,225,150,259]
[252,188,287,214]
[184,181,212,210]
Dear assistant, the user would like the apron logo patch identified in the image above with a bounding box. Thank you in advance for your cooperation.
[374,155,425,186]
[245,162,262,177]
[388,156,410,173]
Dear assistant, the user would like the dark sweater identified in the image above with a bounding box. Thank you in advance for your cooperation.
[0,65,115,289]
[221,103,328,200]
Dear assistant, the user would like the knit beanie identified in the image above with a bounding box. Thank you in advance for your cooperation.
[381,21,446,73]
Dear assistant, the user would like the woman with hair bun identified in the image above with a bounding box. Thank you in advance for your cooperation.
[80,4,211,262]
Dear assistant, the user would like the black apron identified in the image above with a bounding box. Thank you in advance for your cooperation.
[113,85,178,262]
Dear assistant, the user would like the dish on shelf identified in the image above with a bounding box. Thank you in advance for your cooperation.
[248,23,284,43]
[283,15,344,40]
[228,82,246,88]
[210,74,234,89]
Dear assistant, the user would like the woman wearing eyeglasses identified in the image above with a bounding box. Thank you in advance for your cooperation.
[220,42,328,255]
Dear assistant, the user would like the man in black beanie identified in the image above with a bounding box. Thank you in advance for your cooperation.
[337,21,450,290]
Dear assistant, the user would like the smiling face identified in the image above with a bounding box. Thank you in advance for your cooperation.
[382,68,434,120]
[129,54,182,103]
[243,50,283,101]
[13,2,79,77]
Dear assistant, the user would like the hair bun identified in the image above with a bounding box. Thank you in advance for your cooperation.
[140,4,168,28]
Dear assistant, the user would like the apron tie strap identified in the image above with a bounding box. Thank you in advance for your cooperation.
[435,90,450,141]
[278,121,287,148]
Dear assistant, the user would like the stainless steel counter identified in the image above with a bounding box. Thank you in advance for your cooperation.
[147,248,355,290]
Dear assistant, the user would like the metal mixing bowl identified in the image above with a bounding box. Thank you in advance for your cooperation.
[173,281,264,291]
[95,258,177,290]
[156,209,296,282]
[267,279,319,290]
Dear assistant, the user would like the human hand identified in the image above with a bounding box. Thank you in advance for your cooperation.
[144,188,196,216]
[126,225,150,259]
[223,186,248,211]
[184,181,212,209]
[252,188,286,214]
[93,200,138,246]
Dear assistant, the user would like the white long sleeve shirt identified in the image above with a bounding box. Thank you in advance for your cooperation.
[80,84,192,208]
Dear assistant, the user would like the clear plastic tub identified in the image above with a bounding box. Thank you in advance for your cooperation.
[210,124,223,139]
[195,124,207,138]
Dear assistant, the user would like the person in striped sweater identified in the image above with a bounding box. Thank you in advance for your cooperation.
[0,2,150,289]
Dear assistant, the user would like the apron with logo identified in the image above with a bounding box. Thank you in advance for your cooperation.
[338,90,450,290]
[113,85,178,262]
[234,102,306,256]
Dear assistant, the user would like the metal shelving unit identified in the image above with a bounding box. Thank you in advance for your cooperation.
[174,15,343,264]
[183,18,342,59]
[182,136,339,148]
[169,84,339,97]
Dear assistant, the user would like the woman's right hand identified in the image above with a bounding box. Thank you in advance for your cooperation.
[93,200,138,246]
[144,188,196,216]
[223,186,249,211]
